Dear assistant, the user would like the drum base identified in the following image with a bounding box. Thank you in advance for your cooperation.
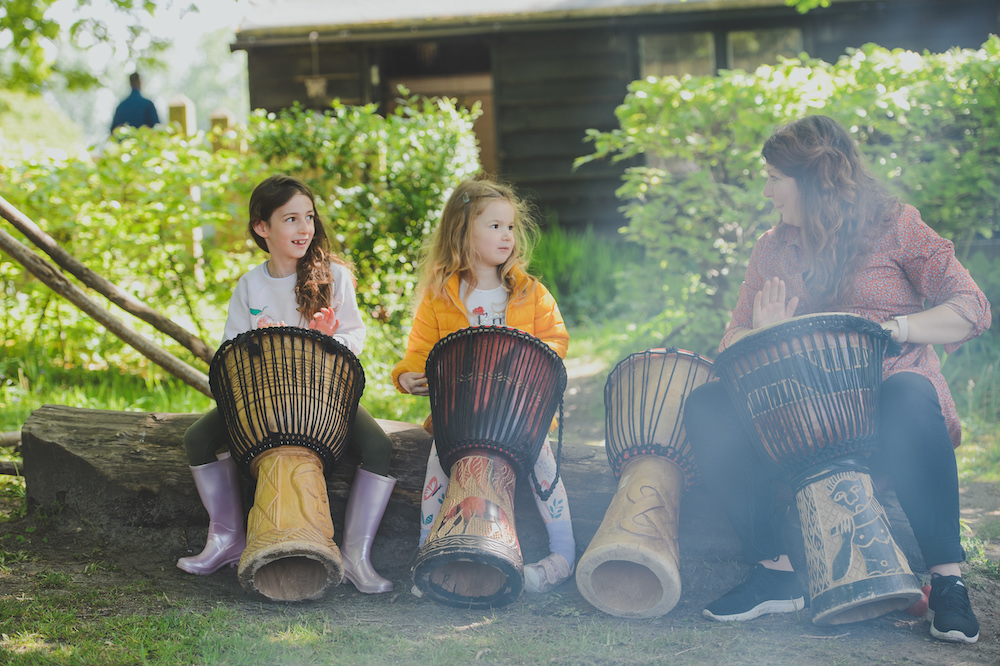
[796,467,923,625]
[414,535,522,609]
[575,456,683,618]
[413,453,523,608]
[811,575,924,625]
[239,446,344,602]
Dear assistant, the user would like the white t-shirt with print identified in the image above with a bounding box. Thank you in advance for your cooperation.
[222,261,365,355]
[460,281,509,327]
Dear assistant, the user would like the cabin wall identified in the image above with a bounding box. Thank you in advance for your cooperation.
[239,0,999,234]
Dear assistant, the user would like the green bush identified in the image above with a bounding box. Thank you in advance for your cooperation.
[579,36,1000,357]
[0,96,480,412]
[529,215,649,326]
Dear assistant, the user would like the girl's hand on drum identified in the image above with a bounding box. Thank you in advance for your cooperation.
[310,307,340,337]
[753,277,799,329]
[399,372,430,396]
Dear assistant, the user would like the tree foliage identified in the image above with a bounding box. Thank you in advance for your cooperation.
[578,37,1000,355]
[0,0,170,92]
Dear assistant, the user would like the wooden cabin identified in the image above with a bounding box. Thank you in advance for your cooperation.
[232,0,999,232]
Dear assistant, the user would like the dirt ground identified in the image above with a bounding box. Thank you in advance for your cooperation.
[3,356,1000,664]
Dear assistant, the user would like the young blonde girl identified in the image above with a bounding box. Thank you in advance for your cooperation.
[179,174,396,594]
[392,176,575,594]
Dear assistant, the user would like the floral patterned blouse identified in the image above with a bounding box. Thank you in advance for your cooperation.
[721,204,992,447]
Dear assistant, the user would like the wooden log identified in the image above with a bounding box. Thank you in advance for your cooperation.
[20,405,431,528]
[19,405,473,578]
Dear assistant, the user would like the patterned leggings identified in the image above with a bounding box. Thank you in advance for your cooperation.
[419,437,571,543]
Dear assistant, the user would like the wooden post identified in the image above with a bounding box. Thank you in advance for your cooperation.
[209,108,235,152]
[169,95,196,137]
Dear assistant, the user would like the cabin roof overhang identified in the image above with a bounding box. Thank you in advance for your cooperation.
[231,0,855,49]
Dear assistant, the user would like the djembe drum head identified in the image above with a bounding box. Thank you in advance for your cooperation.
[604,348,714,487]
[425,326,566,477]
[713,313,890,479]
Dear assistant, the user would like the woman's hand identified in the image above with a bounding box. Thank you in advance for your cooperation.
[753,277,799,329]
[399,372,430,396]
[309,307,341,337]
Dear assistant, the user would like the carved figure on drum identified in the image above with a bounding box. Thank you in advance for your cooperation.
[827,474,905,579]
[684,115,990,643]
[393,175,575,596]
[179,175,399,595]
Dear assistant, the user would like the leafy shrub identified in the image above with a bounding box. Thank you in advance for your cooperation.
[529,215,649,326]
[247,95,481,327]
[579,36,1000,356]
[0,95,480,408]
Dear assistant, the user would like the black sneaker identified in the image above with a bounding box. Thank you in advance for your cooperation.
[928,574,979,644]
[703,564,805,621]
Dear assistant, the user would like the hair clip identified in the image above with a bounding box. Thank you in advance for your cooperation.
[462,192,470,204]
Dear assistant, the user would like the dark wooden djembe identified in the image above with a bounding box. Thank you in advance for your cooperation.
[714,313,922,625]
[412,326,566,609]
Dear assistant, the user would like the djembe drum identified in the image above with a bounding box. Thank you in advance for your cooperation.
[412,326,567,608]
[714,313,923,625]
[209,326,365,602]
[576,349,714,618]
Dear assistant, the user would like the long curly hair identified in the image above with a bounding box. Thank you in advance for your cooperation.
[418,174,538,305]
[247,174,353,319]
[762,115,899,309]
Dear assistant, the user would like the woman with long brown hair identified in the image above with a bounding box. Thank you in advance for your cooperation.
[683,115,990,643]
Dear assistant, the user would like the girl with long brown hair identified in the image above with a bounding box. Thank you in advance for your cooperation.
[179,175,397,595]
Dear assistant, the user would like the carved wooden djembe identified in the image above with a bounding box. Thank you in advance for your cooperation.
[714,313,923,625]
[210,326,364,602]
[576,348,713,618]
[412,326,566,608]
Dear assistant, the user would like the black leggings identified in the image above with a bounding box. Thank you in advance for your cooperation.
[684,372,964,568]
[183,404,393,476]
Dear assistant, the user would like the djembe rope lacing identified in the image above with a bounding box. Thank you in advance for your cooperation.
[603,348,714,492]
[209,326,365,479]
[425,326,568,502]
[714,313,897,480]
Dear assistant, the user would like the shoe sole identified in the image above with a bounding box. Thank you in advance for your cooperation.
[703,597,805,622]
[929,610,979,644]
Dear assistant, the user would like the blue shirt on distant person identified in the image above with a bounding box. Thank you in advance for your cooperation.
[111,73,159,133]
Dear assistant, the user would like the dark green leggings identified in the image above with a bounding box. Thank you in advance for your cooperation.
[183,404,393,476]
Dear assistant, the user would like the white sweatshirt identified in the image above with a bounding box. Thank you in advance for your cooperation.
[222,261,366,355]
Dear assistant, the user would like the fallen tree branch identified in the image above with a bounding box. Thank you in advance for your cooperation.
[0,431,20,448]
[0,461,20,477]
[0,194,215,365]
[0,226,211,397]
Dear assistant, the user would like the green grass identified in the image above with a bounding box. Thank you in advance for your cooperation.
[956,415,1000,484]
[0,585,905,666]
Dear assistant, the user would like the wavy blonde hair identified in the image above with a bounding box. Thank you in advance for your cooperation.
[417,175,538,305]
[762,115,899,309]
[248,174,354,319]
